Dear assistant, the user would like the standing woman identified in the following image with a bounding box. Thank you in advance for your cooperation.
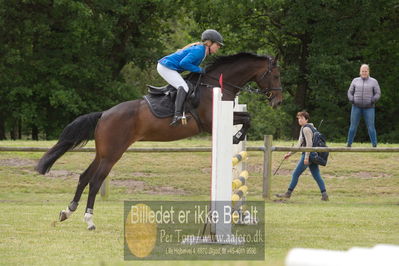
[157,29,223,126]
[347,64,381,147]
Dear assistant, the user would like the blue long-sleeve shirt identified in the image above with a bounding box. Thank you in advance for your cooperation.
[158,44,206,73]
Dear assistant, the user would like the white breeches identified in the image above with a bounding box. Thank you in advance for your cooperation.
[157,63,189,92]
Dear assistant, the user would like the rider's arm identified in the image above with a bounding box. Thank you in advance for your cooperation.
[179,47,205,73]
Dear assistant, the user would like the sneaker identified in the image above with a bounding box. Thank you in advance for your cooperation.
[321,192,329,201]
[275,191,292,198]
[346,143,351,147]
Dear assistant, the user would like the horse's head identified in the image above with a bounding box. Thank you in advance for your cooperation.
[200,53,283,106]
[254,55,283,107]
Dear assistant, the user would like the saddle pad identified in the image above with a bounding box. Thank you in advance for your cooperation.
[143,80,200,119]
[143,93,176,118]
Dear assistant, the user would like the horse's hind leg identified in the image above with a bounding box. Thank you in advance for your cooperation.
[59,158,100,222]
[80,100,143,230]
[83,158,119,230]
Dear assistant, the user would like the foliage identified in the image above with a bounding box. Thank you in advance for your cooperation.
[187,0,399,142]
[238,92,291,140]
[0,0,178,139]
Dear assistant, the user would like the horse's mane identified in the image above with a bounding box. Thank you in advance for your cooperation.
[184,52,272,81]
[204,52,272,72]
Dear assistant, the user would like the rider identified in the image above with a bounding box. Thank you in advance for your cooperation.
[157,29,223,126]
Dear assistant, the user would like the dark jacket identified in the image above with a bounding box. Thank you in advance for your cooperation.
[347,77,381,108]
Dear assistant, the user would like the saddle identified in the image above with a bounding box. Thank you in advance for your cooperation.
[143,80,200,119]
[147,84,173,95]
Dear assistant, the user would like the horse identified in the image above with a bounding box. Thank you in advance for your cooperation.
[36,52,283,230]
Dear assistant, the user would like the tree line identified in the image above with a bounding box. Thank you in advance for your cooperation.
[1,0,398,142]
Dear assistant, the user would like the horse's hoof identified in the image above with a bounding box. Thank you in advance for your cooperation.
[87,225,96,231]
[233,136,240,144]
[59,210,68,222]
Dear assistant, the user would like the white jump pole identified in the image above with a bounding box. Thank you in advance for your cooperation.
[211,87,234,239]
[285,244,399,266]
[181,87,243,245]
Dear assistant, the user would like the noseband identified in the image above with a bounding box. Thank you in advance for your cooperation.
[257,56,283,98]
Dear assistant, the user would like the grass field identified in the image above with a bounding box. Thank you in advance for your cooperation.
[0,139,398,266]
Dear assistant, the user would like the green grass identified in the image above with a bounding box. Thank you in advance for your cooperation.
[0,139,398,265]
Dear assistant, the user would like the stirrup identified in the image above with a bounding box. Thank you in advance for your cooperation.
[169,116,182,127]
[181,112,187,125]
[169,112,187,127]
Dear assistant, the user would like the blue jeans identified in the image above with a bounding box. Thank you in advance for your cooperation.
[288,153,326,192]
[347,105,377,146]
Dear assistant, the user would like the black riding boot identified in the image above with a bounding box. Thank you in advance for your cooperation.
[170,87,187,126]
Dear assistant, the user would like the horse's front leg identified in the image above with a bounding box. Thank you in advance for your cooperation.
[233,111,251,144]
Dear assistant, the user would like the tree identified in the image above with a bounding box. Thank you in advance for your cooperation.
[2,0,398,141]
[0,0,180,139]
[189,0,399,141]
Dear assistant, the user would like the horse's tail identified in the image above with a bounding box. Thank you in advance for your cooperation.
[36,112,103,174]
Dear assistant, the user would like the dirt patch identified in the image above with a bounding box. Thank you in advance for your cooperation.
[46,170,79,180]
[354,172,390,179]
[324,174,345,179]
[130,172,156,177]
[112,179,187,195]
[0,158,36,167]
[112,179,146,191]
[272,169,291,176]
[246,164,263,173]
[146,185,187,195]
[325,172,391,179]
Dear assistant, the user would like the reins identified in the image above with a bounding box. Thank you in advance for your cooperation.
[196,55,282,98]
[199,69,281,99]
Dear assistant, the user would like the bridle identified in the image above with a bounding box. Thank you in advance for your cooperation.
[199,57,282,99]
[256,56,283,98]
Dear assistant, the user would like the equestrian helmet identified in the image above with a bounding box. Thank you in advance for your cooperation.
[201,29,224,46]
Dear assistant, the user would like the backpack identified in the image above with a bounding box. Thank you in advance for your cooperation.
[302,124,329,166]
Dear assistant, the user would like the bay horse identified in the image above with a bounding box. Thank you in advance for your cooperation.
[36,52,283,230]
